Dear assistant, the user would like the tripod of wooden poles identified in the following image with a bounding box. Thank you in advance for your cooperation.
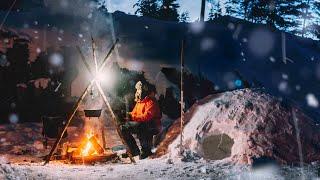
[44,38,136,165]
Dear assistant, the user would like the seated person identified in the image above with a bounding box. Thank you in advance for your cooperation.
[120,81,162,159]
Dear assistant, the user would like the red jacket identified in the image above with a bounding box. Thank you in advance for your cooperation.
[131,96,162,131]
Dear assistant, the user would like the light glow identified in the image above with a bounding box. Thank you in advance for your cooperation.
[94,69,115,88]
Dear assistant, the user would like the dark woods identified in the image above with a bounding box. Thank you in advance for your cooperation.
[0,30,78,124]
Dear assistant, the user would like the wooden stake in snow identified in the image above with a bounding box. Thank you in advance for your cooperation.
[179,39,185,155]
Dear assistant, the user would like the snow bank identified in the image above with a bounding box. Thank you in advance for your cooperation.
[157,89,320,164]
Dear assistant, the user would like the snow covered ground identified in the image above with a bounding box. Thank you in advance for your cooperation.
[0,156,319,180]
[1,89,320,179]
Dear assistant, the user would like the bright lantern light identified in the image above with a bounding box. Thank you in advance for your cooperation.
[95,69,115,88]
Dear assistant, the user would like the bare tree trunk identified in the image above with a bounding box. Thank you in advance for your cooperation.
[200,0,206,22]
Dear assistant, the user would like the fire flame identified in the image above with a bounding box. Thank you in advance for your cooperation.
[81,131,98,157]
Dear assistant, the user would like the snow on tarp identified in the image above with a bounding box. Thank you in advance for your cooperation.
[155,89,320,165]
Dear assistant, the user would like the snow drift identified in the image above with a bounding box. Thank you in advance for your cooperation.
[156,89,320,165]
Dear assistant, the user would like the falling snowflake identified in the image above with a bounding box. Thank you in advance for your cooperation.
[227,23,235,30]
[0,55,7,67]
[278,81,288,92]
[49,53,64,66]
[189,22,205,34]
[58,37,63,41]
[269,56,276,62]
[88,13,93,19]
[248,29,274,57]
[23,23,29,28]
[306,94,319,108]
[200,38,215,51]
[8,113,19,124]
[78,33,83,38]
[60,0,69,8]
[34,21,38,25]
[36,48,41,54]
[10,102,16,109]
[282,73,288,80]
[311,56,314,61]
[145,26,149,29]
[295,85,301,91]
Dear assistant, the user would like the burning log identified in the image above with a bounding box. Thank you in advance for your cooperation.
[88,135,104,154]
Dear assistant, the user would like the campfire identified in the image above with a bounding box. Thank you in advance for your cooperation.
[58,128,117,165]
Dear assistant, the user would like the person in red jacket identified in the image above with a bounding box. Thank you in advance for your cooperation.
[120,82,162,159]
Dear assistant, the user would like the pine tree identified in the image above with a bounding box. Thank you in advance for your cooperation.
[179,11,190,22]
[299,0,313,37]
[208,7,215,21]
[98,4,108,14]
[266,1,297,29]
[158,0,180,21]
[312,0,320,39]
[240,0,251,20]
[208,1,221,21]
[134,0,159,19]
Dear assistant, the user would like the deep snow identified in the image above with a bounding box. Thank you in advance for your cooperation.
[165,89,320,164]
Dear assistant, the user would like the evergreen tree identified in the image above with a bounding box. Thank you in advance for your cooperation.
[208,7,215,21]
[158,0,180,21]
[98,5,108,14]
[208,1,221,21]
[179,11,190,22]
[299,0,313,37]
[312,1,320,39]
[134,0,159,19]
[266,0,298,29]
[240,0,251,20]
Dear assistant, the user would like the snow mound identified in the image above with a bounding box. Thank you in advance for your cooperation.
[156,89,320,164]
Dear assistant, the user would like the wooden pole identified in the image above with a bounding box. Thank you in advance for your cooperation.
[91,36,98,73]
[44,81,94,165]
[200,0,206,22]
[44,40,119,165]
[95,81,136,163]
[179,39,185,155]
[78,40,136,163]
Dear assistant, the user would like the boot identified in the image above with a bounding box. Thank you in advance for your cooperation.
[121,149,140,158]
[139,149,152,160]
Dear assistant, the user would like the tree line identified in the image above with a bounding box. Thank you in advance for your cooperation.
[207,0,320,39]
[134,0,189,22]
[131,0,320,39]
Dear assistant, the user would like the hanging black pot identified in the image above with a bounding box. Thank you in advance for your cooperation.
[84,109,102,117]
